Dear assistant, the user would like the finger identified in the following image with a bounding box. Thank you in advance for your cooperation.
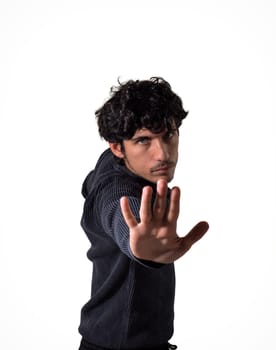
[120,196,138,229]
[182,221,209,250]
[167,186,180,223]
[153,179,168,220]
[139,186,153,223]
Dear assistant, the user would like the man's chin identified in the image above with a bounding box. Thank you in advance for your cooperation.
[151,174,174,184]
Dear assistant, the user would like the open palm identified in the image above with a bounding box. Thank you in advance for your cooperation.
[120,179,209,264]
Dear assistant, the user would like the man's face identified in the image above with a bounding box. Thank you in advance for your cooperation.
[110,128,179,183]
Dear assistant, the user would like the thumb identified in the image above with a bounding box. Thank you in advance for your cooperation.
[180,221,209,252]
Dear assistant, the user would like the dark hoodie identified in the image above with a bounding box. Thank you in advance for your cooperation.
[79,149,175,349]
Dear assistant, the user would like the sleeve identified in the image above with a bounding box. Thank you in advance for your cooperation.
[99,191,163,268]
[100,194,140,258]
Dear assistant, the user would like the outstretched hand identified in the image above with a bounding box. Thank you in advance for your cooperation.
[120,179,209,264]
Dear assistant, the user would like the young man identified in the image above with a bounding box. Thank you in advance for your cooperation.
[78,77,209,350]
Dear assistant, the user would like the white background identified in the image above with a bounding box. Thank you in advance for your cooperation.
[0,1,275,349]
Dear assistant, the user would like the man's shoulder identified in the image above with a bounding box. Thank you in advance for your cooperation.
[98,171,142,198]
[83,152,140,199]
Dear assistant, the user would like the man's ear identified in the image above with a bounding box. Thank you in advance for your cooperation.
[109,142,124,159]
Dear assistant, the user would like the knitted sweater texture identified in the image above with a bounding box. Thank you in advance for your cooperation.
[79,149,175,349]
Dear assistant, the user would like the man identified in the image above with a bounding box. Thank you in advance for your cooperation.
[78,77,209,350]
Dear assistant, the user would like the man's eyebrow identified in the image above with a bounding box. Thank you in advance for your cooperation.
[131,135,151,142]
[131,128,177,141]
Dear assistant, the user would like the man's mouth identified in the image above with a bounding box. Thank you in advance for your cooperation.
[151,162,175,173]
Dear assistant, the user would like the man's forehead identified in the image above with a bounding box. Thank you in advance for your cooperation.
[132,128,164,137]
[135,128,151,134]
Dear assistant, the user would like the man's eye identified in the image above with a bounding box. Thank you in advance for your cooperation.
[137,137,149,145]
[137,137,150,144]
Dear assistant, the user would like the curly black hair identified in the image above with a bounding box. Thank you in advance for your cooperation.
[96,77,188,143]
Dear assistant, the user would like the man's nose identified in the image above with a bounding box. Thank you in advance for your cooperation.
[153,140,169,161]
